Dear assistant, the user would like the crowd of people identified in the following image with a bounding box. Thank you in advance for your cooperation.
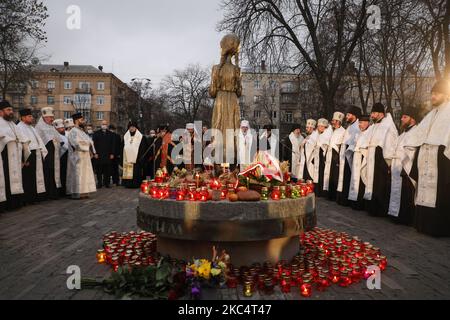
[1,79,449,237]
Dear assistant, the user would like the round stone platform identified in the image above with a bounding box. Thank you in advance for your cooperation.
[137,193,316,265]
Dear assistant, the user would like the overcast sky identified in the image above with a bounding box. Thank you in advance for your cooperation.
[41,0,225,86]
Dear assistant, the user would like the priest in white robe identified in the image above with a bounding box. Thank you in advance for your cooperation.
[404,80,450,237]
[54,119,69,196]
[348,115,371,210]
[313,119,332,197]
[17,108,48,204]
[66,113,97,199]
[387,109,419,225]
[323,112,346,201]
[336,106,361,206]
[280,124,304,180]
[0,100,27,212]
[299,119,318,181]
[237,120,257,172]
[35,107,61,200]
[363,103,398,217]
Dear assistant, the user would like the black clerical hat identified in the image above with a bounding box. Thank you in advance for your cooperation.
[0,100,12,110]
[19,108,32,117]
[371,103,385,114]
[402,107,421,122]
[72,113,83,121]
[346,105,362,118]
[359,114,370,122]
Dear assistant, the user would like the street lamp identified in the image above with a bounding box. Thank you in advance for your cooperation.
[131,78,152,132]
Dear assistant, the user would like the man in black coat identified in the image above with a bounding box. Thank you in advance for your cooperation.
[109,125,122,186]
[93,120,115,188]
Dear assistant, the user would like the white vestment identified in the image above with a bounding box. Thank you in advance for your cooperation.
[288,132,304,178]
[238,129,255,171]
[35,118,61,188]
[388,125,417,217]
[363,115,398,201]
[403,102,450,208]
[66,127,97,195]
[17,122,48,194]
[337,120,361,192]
[299,130,319,180]
[313,127,333,184]
[323,126,346,191]
[122,130,143,180]
[348,127,371,201]
[0,118,27,202]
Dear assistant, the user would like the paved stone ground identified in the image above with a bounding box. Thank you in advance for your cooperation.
[0,187,449,300]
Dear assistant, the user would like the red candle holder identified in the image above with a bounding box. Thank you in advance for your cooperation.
[300,281,312,297]
[271,187,281,201]
[280,276,291,293]
[226,275,238,288]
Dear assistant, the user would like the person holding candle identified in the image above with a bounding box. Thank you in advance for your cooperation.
[122,121,149,188]
[299,119,318,182]
[404,80,450,237]
[388,108,420,225]
[348,115,372,211]
[66,113,97,199]
[313,119,332,197]
[237,120,257,172]
[280,124,304,180]
[17,108,48,205]
[323,112,346,201]
[362,103,399,217]
[0,100,27,212]
[336,106,361,206]
[35,107,62,200]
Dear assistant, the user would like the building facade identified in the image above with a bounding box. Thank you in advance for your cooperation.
[5,62,138,133]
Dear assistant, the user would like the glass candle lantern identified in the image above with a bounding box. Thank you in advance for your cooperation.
[316,274,330,292]
[280,186,287,200]
[280,275,291,293]
[96,249,106,264]
[243,281,253,297]
[150,183,159,198]
[226,275,238,289]
[176,186,186,201]
[187,187,196,201]
[199,187,209,202]
[264,278,275,295]
[339,270,353,287]
[260,187,269,200]
[300,280,312,297]
[271,186,281,200]
[140,180,149,194]
[306,180,314,194]
[220,187,228,200]
[210,178,221,190]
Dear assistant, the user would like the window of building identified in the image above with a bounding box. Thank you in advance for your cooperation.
[31,96,38,105]
[253,95,260,103]
[96,111,104,120]
[270,80,277,90]
[254,80,261,89]
[97,82,105,91]
[285,111,293,123]
[282,95,291,103]
[47,96,55,105]
[63,111,71,119]
[240,110,246,119]
[31,80,39,89]
[63,96,72,105]
[64,81,72,90]
[79,81,91,90]
[47,80,56,89]
[272,111,277,119]
[254,110,261,118]
[96,96,105,105]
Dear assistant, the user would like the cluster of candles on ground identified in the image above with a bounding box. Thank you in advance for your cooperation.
[96,231,157,271]
[224,227,387,298]
[140,177,315,202]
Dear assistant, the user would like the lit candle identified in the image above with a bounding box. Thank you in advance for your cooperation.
[300,281,312,297]
[96,249,106,264]
[243,281,253,297]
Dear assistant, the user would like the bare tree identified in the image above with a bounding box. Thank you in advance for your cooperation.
[161,64,211,123]
[218,0,374,118]
[0,0,48,99]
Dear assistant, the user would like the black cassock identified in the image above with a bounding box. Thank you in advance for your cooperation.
[327,149,340,201]
[43,141,59,200]
[390,168,415,226]
[1,146,23,212]
[315,149,328,198]
[93,130,115,187]
[350,153,366,211]
[122,135,149,189]
[301,148,313,181]
[60,147,68,197]
[367,146,391,217]
[336,146,352,206]
[21,150,42,205]
[111,132,122,185]
[411,145,450,236]
[145,136,157,178]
